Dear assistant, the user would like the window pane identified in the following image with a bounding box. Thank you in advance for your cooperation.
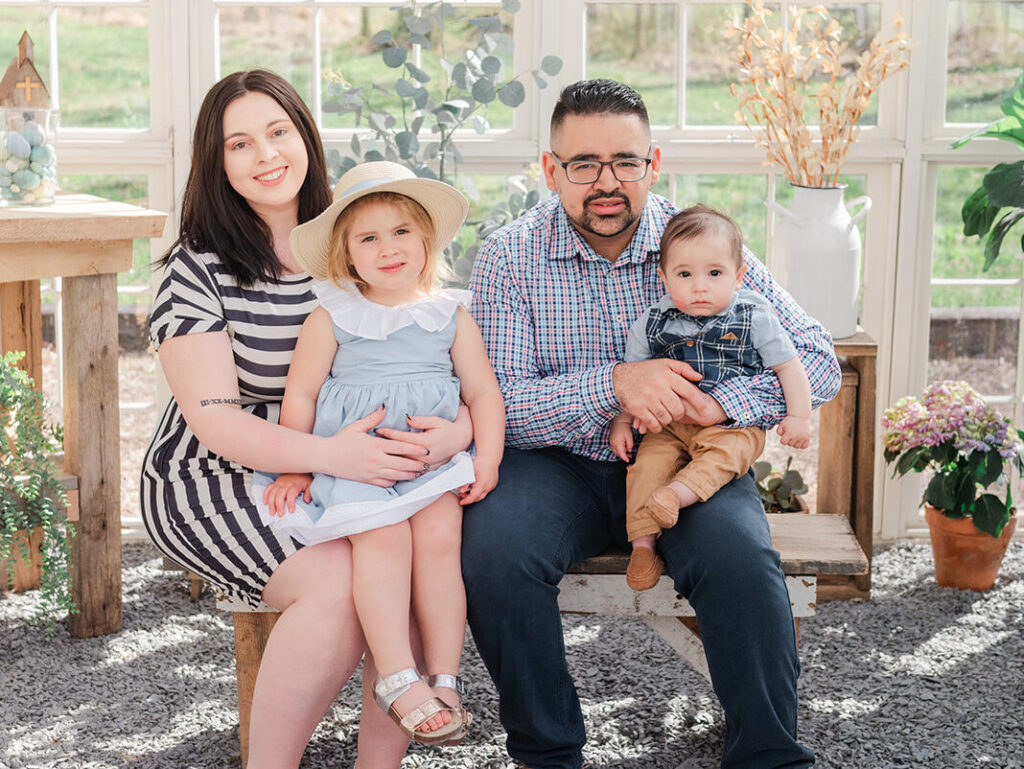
[947,1,1024,123]
[933,166,1023,283]
[0,10,50,92]
[219,6,313,107]
[323,5,515,132]
[928,287,1018,398]
[58,7,149,128]
[58,174,151,306]
[585,4,677,127]
[671,173,769,257]
[448,170,539,285]
[322,7,400,130]
[686,3,748,126]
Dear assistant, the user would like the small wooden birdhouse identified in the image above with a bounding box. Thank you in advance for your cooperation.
[0,32,51,108]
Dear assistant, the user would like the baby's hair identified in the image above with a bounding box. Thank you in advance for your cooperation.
[327,191,441,292]
[659,204,744,269]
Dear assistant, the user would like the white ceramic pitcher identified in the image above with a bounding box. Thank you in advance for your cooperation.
[765,184,871,339]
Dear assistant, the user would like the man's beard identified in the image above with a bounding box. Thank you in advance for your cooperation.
[567,192,638,240]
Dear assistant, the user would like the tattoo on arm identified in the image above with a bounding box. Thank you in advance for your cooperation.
[199,397,243,407]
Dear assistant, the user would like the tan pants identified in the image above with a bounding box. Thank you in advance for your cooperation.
[625,422,765,541]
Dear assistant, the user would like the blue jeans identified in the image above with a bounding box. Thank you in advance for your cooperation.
[462,447,815,769]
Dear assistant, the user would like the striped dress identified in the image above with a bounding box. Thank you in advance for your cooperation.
[140,246,318,607]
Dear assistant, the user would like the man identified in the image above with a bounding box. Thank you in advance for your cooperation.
[465,79,839,769]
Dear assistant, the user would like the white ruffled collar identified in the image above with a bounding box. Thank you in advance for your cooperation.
[312,281,471,340]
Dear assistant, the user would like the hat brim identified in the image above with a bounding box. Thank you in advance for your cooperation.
[291,176,469,282]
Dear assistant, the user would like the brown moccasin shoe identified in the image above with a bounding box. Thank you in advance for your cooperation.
[626,547,664,591]
[645,486,681,528]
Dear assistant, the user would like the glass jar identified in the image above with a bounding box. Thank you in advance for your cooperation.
[1,107,59,206]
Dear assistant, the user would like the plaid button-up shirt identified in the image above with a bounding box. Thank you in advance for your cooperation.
[469,193,841,462]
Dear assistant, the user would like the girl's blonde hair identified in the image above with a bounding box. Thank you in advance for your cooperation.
[326,191,446,292]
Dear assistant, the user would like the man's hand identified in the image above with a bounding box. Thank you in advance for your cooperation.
[613,359,722,433]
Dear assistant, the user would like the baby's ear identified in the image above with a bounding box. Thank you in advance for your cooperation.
[735,262,747,285]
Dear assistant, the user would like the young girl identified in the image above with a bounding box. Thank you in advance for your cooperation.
[254,161,505,746]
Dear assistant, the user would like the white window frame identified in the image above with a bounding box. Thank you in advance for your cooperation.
[6,0,1019,539]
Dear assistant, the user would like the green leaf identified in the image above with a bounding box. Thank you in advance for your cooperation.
[532,71,547,89]
[971,494,1010,537]
[498,80,525,107]
[983,161,1024,207]
[371,30,394,46]
[925,472,958,512]
[895,446,928,477]
[977,448,1004,488]
[961,186,999,238]
[410,33,431,48]
[412,87,429,110]
[470,16,503,34]
[382,47,407,69]
[406,15,433,36]
[395,78,418,98]
[451,62,469,90]
[999,70,1024,122]
[481,55,502,75]
[541,55,563,76]
[472,78,496,103]
[406,63,431,83]
[395,131,419,159]
[753,460,771,483]
[984,208,1024,271]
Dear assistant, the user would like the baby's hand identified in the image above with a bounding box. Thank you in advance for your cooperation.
[609,420,635,462]
[263,472,314,516]
[777,416,811,449]
[458,459,499,506]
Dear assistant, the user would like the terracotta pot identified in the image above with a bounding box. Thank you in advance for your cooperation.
[2,527,43,591]
[925,504,1017,591]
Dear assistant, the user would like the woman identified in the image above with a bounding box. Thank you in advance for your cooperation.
[140,70,472,769]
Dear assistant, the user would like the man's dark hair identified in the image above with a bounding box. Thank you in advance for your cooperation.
[158,69,332,286]
[659,204,744,269]
[550,79,650,134]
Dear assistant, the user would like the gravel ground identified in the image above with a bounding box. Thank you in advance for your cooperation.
[2,540,1022,769]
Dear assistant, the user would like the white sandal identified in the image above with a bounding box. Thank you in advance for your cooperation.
[374,668,463,745]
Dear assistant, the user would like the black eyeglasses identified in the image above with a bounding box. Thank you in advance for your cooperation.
[549,150,653,184]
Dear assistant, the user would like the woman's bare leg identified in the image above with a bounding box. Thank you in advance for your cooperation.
[247,539,385,769]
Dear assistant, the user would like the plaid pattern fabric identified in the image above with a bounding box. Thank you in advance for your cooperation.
[647,301,761,394]
[469,193,841,462]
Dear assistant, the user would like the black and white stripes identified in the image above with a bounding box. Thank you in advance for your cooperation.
[140,247,318,607]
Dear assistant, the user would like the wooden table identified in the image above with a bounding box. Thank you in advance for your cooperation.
[0,193,166,637]
[817,329,877,600]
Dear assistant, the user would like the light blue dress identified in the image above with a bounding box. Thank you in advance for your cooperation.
[253,283,475,545]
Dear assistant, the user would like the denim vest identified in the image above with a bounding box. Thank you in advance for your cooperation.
[645,301,762,395]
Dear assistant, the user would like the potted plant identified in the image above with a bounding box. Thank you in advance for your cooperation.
[882,380,1024,591]
[727,1,912,337]
[952,69,1024,272]
[0,351,74,631]
[754,457,809,514]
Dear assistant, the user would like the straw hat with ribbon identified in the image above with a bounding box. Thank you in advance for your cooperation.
[290,161,469,281]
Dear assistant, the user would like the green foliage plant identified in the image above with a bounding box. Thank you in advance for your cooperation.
[882,380,1024,538]
[322,0,562,283]
[754,457,808,513]
[0,351,74,633]
[952,69,1024,272]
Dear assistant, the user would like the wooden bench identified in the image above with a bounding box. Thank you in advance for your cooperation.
[215,512,868,766]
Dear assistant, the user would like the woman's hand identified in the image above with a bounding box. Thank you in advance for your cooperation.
[323,407,434,487]
[375,404,474,468]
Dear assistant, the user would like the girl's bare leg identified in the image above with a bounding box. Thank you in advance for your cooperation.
[248,539,402,769]
[350,521,448,731]
[409,493,466,705]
